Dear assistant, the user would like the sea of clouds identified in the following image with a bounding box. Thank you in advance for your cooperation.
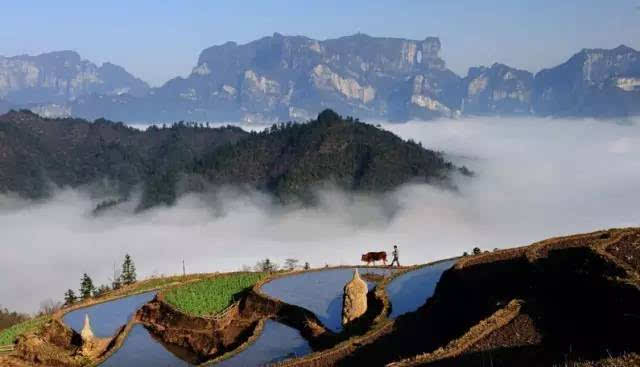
[1,116,639,313]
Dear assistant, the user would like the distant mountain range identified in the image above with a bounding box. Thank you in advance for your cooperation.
[0,109,464,209]
[1,34,639,122]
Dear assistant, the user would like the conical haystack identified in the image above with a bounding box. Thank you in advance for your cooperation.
[81,314,94,342]
[342,269,368,326]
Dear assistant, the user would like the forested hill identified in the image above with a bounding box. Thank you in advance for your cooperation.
[0,109,467,210]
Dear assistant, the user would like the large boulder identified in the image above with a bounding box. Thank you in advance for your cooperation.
[342,269,368,326]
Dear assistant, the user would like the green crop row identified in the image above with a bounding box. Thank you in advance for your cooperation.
[0,315,50,345]
[164,272,266,316]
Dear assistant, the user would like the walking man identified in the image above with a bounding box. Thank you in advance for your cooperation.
[391,245,400,267]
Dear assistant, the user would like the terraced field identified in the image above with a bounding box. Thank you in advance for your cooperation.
[260,267,393,332]
[386,261,455,318]
[0,316,50,345]
[63,292,156,337]
[101,324,191,367]
[164,272,266,316]
[215,320,311,366]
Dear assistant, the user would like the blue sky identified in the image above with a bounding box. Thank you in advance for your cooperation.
[1,1,638,86]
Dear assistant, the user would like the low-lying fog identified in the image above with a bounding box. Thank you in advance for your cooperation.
[2,117,640,313]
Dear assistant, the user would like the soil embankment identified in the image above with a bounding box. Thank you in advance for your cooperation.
[135,283,337,363]
[341,228,640,367]
[135,292,259,363]
[10,317,124,367]
[136,268,389,365]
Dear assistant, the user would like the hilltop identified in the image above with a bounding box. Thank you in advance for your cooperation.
[0,109,466,210]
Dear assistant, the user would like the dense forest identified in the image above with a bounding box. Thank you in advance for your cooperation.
[0,109,468,210]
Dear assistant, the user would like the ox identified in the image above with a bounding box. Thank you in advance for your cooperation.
[361,251,387,266]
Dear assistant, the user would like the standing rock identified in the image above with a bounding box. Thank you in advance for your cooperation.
[80,314,99,356]
[80,314,94,342]
[342,269,368,326]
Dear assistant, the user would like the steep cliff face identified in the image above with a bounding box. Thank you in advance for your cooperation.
[71,33,463,122]
[533,45,640,117]
[0,51,149,105]
[4,37,639,122]
[462,63,533,115]
[152,33,463,122]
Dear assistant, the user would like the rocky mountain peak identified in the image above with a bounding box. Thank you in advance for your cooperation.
[0,50,149,105]
[3,35,638,122]
[37,50,82,63]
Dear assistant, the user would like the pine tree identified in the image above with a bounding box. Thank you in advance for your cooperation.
[121,254,137,285]
[304,262,310,270]
[64,289,77,305]
[79,274,95,300]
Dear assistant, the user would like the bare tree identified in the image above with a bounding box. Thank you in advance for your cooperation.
[39,299,62,316]
[255,258,279,272]
[284,258,299,271]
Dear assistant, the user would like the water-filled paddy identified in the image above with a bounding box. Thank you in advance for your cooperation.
[386,260,456,318]
[69,263,450,366]
[100,324,192,366]
[63,292,156,337]
[214,319,311,367]
[261,267,392,332]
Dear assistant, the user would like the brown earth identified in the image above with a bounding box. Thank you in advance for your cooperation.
[604,230,640,277]
[380,228,640,367]
[135,293,260,363]
[8,318,118,367]
[279,228,640,367]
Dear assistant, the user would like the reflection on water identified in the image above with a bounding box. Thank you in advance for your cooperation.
[261,267,392,332]
[69,265,427,366]
[214,320,311,367]
[386,260,456,318]
[101,324,191,367]
[63,292,156,337]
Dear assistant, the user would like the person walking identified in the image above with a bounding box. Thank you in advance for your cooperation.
[390,245,400,267]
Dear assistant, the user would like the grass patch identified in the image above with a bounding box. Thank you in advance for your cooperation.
[0,315,50,345]
[164,272,266,316]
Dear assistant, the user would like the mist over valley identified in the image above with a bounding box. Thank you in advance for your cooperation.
[2,115,638,313]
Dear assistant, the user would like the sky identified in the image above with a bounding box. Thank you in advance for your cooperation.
[1,1,639,86]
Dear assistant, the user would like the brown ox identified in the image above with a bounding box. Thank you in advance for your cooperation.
[361,251,387,266]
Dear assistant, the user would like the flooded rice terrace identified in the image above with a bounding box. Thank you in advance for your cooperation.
[101,324,191,367]
[386,260,456,318]
[63,292,156,337]
[214,320,311,366]
[261,267,393,332]
[57,263,452,366]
